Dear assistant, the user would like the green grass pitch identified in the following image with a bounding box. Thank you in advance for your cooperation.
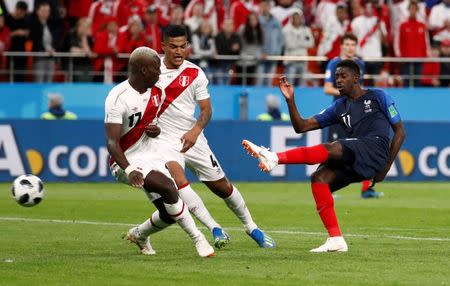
[1,182,449,286]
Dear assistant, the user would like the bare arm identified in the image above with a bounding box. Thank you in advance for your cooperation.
[323,82,340,97]
[180,98,212,153]
[373,121,406,183]
[279,76,321,133]
[105,123,144,187]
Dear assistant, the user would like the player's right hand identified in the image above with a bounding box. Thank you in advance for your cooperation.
[128,171,144,188]
[145,124,161,138]
[279,75,294,100]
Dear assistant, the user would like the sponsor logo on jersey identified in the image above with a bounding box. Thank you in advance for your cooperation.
[364,99,372,113]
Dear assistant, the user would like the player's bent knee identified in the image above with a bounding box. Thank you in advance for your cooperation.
[311,169,333,184]
[152,198,176,224]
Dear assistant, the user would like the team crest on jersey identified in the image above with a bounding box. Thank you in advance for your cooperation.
[179,76,190,87]
[364,100,372,113]
[151,94,160,107]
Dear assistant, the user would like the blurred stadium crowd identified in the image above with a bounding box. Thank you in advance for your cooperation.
[0,0,448,86]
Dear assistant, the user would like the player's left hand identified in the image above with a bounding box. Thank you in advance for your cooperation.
[145,124,161,138]
[180,128,200,153]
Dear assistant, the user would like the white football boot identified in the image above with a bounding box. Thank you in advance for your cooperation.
[193,233,215,258]
[310,236,348,253]
[124,227,156,255]
[242,139,279,172]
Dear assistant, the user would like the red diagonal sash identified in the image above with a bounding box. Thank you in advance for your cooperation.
[109,86,162,166]
[157,67,199,117]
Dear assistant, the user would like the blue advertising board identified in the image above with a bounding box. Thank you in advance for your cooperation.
[1,84,449,121]
[0,120,449,183]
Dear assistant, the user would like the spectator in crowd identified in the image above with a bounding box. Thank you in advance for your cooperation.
[30,1,59,82]
[392,0,426,38]
[318,4,350,62]
[0,10,10,78]
[184,1,203,34]
[88,0,119,36]
[191,19,216,79]
[256,0,284,86]
[428,0,450,42]
[214,18,241,85]
[440,39,450,87]
[237,12,263,85]
[92,17,118,83]
[397,1,430,86]
[116,15,146,80]
[116,0,146,28]
[351,0,387,86]
[41,93,77,120]
[282,11,314,86]
[230,0,257,32]
[67,17,95,82]
[315,0,339,29]
[166,4,191,41]
[143,5,162,53]
[271,0,303,27]
[4,1,29,82]
[184,0,225,35]
[421,44,441,87]
[257,94,289,121]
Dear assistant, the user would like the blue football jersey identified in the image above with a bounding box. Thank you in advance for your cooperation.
[314,89,401,142]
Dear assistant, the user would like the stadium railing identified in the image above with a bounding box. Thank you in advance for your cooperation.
[1,51,449,87]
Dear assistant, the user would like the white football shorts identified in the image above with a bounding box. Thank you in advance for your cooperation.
[157,133,226,182]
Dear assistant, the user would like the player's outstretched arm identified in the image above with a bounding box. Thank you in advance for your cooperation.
[180,98,212,153]
[279,75,321,133]
[373,121,406,183]
[105,123,144,187]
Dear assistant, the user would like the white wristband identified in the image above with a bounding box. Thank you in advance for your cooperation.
[124,165,135,177]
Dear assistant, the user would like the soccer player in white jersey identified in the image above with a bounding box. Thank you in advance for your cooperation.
[104,47,214,257]
[142,25,275,248]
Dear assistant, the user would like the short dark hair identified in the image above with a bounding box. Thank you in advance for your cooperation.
[336,59,361,76]
[16,1,28,11]
[341,32,358,44]
[163,25,188,41]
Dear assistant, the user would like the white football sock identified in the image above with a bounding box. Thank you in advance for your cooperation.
[224,185,258,233]
[137,211,170,237]
[164,199,202,240]
[179,184,221,231]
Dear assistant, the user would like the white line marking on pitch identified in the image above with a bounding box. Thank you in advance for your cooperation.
[1,216,449,242]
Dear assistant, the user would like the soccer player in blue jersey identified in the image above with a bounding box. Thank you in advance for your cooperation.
[324,32,382,198]
[243,59,405,252]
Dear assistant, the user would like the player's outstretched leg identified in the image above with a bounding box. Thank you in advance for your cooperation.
[145,171,215,257]
[242,139,329,172]
[178,183,230,249]
[204,178,276,248]
[309,170,348,253]
[166,162,230,249]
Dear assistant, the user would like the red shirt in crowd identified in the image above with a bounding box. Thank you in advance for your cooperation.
[69,0,94,18]
[398,18,429,57]
[116,0,147,28]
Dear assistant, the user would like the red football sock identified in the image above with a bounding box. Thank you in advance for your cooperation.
[361,180,371,192]
[311,182,342,237]
[277,144,329,165]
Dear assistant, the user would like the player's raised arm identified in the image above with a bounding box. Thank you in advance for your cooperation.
[373,121,406,184]
[180,98,212,153]
[105,123,144,188]
[279,75,321,133]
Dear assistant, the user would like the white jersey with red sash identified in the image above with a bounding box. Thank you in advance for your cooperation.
[105,79,163,164]
[155,59,225,181]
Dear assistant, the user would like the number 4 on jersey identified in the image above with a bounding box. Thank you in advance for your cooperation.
[210,155,219,168]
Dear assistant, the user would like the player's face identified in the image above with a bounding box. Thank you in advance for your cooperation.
[341,39,356,58]
[335,67,358,95]
[162,36,188,68]
[142,57,161,87]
